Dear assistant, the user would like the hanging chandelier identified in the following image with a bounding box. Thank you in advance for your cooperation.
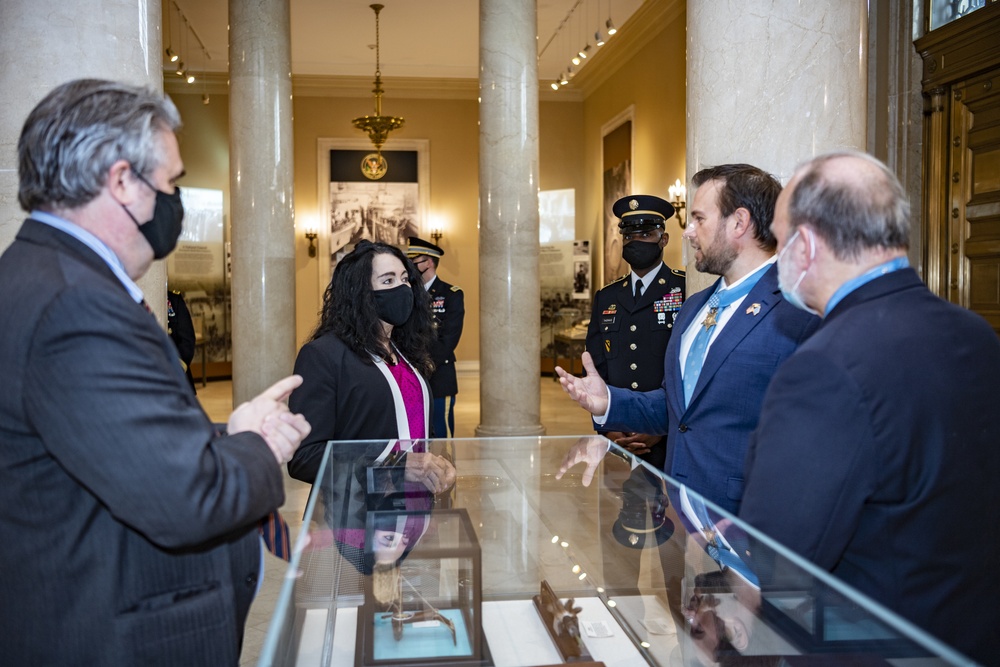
[352,3,404,180]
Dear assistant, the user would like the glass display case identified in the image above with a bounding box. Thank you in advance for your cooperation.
[259,436,973,666]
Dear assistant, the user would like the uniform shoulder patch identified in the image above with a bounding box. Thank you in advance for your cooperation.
[450,285,462,292]
[602,274,629,289]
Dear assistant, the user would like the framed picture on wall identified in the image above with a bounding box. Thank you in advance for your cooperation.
[316,138,430,291]
[601,106,634,285]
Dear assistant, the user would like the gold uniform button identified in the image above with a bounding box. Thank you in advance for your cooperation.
[630,324,637,332]
[630,343,637,350]
[630,363,637,370]
[631,382,638,389]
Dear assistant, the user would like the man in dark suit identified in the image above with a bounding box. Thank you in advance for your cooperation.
[0,79,311,665]
[558,164,819,514]
[407,236,465,438]
[740,151,1000,664]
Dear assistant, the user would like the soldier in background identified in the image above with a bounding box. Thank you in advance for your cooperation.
[586,194,685,467]
[585,194,685,596]
[167,289,196,391]
[407,237,465,438]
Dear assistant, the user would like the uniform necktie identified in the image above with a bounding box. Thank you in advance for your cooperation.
[682,264,770,406]
[634,279,644,298]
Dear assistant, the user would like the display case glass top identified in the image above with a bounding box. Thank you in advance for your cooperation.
[259,436,972,666]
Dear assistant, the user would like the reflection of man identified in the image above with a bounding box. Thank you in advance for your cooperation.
[407,237,465,438]
[559,164,818,514]
[740,151,1000,665]
[0,79,311,665]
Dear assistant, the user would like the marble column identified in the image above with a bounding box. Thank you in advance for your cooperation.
[228,0,296,405]
[476,0,545,436]
[0,0,169,321]
[685,1,868,291]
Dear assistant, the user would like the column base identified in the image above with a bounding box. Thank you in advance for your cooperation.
[474,423,546,437]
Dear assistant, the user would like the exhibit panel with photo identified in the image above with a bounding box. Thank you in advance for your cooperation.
[165,187,230,374]
[317,138,430,291]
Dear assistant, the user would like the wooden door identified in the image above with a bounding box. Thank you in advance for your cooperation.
[916,3,1000,334]
[953,69,1000,333]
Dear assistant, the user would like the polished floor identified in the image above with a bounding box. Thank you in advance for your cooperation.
[194,370,596,665]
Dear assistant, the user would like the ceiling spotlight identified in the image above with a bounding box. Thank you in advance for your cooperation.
[606,18,617,35]
[572,54,581,66]
[567,65,575,79]
[202,93,211,105]
[595,30,605,47]
[186,73,196,84]
[550,81,560,91]
[175,61,185,76]
[559,72,569,85]
[165,47,179,63]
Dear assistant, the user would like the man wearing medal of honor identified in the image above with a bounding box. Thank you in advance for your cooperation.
[740,151,1000,665]
[557,164,819,515]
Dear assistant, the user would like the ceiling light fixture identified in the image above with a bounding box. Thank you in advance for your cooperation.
[352,4,405,180]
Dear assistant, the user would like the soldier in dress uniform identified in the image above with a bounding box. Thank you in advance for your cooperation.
[167,289,197,392]
[586,194,685,596]
[586,194,685,468]
[407,236,465,438]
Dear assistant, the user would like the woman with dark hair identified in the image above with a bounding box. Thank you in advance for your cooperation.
[287,240,449,485]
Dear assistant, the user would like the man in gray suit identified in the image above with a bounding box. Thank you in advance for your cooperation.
[0,79,311,665]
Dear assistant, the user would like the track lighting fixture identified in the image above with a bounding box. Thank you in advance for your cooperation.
[175,61,185,76]
[595,30,605,47]
[165,47,178,63]
[606,17,617,35]
[559,71,569,85]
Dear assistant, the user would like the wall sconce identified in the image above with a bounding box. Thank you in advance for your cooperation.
[304,223,319,258]
[668,178,687,229]
[430,225,443,245]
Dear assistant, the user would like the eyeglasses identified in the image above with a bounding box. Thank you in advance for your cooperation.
[623,228,664,243]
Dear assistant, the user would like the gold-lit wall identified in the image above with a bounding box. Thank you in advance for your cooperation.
[166,5,685,366]
[580,11,687,284]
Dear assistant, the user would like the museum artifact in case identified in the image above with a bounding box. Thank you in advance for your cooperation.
[258,436,976,666]
[356,508,491,667]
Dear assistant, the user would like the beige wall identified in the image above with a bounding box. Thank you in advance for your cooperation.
[168,88,586,365]
[292,94,483,359]
[167,7,682,366]
[580,9,687,284]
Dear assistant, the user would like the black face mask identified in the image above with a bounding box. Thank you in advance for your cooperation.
[373,284,414,326]
[122,170,184,259]
[621,240,662,271]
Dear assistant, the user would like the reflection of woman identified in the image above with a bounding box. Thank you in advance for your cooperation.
[288,240,438,483]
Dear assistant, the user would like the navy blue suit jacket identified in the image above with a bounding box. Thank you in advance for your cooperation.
[740,268,1000,664]
[604,264,819,513]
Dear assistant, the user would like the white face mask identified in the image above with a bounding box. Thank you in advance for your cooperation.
[777,229,819,316]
